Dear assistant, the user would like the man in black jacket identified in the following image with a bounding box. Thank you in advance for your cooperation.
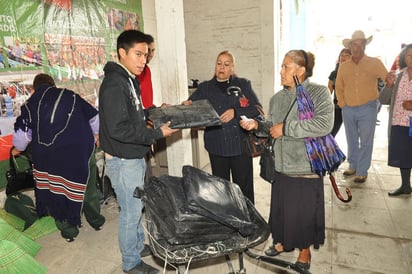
[99,30,178,274]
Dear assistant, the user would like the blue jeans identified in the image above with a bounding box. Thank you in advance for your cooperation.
[342,100,377,176]
[105,157,146,272]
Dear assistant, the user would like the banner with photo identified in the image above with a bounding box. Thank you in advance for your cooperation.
[0,0,143,100]
[0,0,143,189]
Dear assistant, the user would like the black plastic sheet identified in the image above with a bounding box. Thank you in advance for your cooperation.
[141,175,235,249]
[148,99,221,129]
[139,166,270,262]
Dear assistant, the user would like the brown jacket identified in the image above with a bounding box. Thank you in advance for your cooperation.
[336,55,387,108]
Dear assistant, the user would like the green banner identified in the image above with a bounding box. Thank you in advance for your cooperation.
[0,0,143,98]
[0,0,143,190]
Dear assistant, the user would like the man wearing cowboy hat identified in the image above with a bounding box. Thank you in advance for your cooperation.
[335,30,388,183]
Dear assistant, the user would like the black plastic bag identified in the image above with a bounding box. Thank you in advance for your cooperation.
[140,175,235,249]
[148,99,221,129]
[139,165,270,263]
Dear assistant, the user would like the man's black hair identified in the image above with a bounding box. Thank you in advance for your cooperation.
[116,30,147,59]
[145,34,154,44]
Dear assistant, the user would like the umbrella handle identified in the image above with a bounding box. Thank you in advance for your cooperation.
[329,174,352,203]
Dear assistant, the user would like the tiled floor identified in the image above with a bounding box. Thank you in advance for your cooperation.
[34,106,412,273]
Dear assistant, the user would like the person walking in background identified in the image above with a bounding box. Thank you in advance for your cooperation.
[12,73,105,242]
[240,50,333,271]
[390,43,407,72]
[182,50,262,204]
[335,30,388,183]
[99,30,178,274]
[379,43,412,196]
[328,48,351,137]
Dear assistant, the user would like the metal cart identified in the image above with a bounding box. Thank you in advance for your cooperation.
[137,166,311,274]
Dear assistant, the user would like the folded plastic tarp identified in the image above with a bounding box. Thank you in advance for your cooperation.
[148,99,221,129]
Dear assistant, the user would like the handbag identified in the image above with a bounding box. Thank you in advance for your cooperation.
[259,99,296,183]
[259,137,276,183]
[5,147,35,196]
[242,132,267,157]
[242,105,268,157]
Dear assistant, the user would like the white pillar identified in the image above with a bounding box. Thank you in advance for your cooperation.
[153,0,193,176]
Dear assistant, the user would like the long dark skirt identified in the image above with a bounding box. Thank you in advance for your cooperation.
[268,173,325,250]
[388,125,412,168]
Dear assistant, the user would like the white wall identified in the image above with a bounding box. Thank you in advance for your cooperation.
[141,0,278,175]
[183,0,276,113]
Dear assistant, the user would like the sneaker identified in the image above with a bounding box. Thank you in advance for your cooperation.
[354,175,367,183]
[124,261,159,274]
[343,169,356,176]
[141,244,153,257]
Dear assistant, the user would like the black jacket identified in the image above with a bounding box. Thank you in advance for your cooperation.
[99,62,163,159]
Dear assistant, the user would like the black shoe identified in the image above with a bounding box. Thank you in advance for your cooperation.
[92,216,106,231]
[295,261,311,271]
[141,244,152,257]
[66,237,75,243]
[388,187,412,196]
[264,245,293,257]
[124,261,159,274]
[264,245,283,256]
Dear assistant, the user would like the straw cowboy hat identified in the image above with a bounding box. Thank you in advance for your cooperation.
[342,30,373,48]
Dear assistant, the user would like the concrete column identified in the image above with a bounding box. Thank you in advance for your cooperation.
[152,0,193,176]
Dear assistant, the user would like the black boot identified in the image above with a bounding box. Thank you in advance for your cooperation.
[388,168,412,197]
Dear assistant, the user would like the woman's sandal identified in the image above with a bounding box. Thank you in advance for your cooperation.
[264,244,293,257]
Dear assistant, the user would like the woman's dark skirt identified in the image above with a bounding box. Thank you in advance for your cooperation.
[388,125,412,168]
[268,172,325,250]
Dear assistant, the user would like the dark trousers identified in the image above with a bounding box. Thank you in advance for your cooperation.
[209,153,254,204]
[83,149,105,229]
[331,106,342,137]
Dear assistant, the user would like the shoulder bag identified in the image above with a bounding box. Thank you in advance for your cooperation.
[259,98,296,183]
[5,147,35,196]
